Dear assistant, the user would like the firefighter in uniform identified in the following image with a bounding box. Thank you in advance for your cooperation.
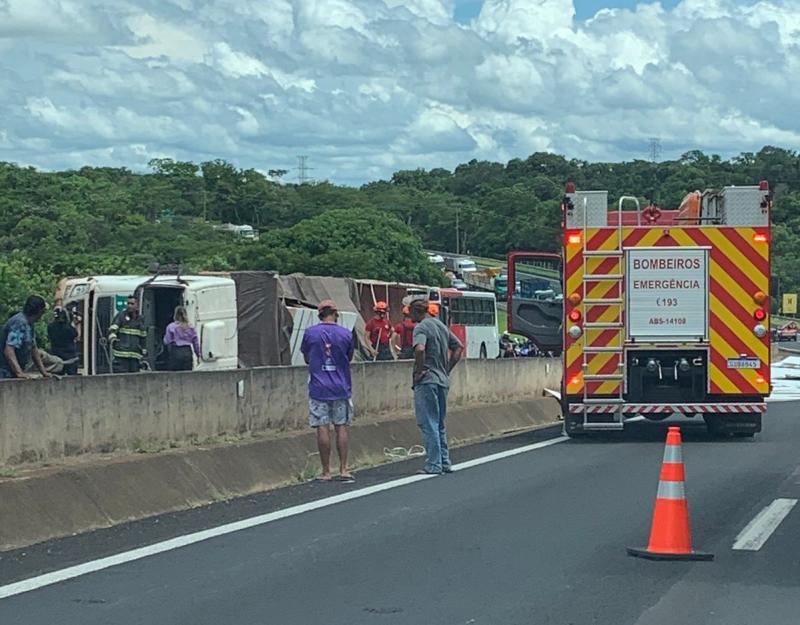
[108,295,147,373]
[365,301,394,361]
[394,305,416,360]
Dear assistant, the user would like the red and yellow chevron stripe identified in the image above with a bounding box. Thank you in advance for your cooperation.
[565,226,770,399]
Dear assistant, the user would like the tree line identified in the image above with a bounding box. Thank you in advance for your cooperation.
[2,145,800,323]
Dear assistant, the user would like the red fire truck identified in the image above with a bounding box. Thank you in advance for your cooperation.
[508,182,771,436]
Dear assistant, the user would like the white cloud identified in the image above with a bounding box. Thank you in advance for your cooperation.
[1,0,799,184]
[476,0,575,44]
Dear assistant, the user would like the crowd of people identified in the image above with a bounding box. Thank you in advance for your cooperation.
[2,293,466,477]
[499,332,554,358]
[0,294,203,379]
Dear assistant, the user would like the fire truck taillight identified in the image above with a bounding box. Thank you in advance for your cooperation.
[754,324,767,338]
[568,293,582,305]
[754,308,767,321]
[753,291,768,304]
[757,375,767,385]
[567,233,581,245]
[568,309,582,322]
[568,325,582,339]
[753,233,768,243]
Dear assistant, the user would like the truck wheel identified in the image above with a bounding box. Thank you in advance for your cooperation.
[479,344,487,359]
[563,407,586,438]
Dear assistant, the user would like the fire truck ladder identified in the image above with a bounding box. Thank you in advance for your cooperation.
[580,196,640,431]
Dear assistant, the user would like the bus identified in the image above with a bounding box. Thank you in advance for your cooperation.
[405,287,500,359]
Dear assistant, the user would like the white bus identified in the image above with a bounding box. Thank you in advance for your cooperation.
[405,287,500,359]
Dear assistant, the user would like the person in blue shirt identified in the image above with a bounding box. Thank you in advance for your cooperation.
[0,295,52,380]
[301,299,356,483]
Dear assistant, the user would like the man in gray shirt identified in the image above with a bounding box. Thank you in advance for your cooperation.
[410,299,464,474]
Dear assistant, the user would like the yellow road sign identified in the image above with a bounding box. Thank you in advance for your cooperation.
[783,293,797,315]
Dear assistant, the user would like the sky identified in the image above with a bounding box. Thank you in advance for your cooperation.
[1,0,798,185]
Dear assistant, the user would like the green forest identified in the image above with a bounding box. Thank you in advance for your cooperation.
[2,146,800,322]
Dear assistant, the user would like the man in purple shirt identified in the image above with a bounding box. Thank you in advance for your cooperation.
[301,299,356,482]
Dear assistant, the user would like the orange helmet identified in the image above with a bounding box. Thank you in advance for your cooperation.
[374,301,389,313]
[427,303,440,317]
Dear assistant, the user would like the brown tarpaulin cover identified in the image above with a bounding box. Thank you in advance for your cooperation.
[203,271,424,365]
[230,271,294,367]
[356,282,409,327]
[278,274,370,357]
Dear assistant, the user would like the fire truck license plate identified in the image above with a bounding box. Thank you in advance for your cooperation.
[727,358,760,369]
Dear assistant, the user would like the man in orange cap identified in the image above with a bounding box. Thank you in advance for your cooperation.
[365,300,394,361]
[410,299,463,475]
[301,299,356,482]
[394,305,416,360]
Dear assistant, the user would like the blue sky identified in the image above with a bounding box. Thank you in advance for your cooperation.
[455,0,682,22]
[1,0,797,184]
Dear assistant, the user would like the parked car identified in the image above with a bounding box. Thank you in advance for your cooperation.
[451,279,468,290]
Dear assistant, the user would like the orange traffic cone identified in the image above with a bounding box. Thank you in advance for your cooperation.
[627,426,714,561]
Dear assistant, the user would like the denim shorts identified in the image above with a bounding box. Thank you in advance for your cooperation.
[308,398,354,427]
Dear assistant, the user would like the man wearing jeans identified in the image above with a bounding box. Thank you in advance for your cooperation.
[410,299,463,475]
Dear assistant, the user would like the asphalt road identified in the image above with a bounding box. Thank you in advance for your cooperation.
[2,405,800,625]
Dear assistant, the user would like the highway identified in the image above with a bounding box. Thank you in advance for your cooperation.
[2,404,800,624]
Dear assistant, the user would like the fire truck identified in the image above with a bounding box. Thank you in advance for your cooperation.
[508,182,771,436]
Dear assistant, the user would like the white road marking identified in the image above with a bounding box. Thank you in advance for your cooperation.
[0,434,568,601]
[732,498,798,551]
[452,436,568,471]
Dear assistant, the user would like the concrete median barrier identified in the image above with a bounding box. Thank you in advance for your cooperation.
[0,358,561,550]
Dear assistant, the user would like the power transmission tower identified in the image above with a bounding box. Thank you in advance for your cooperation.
[648,138,662,163]
[296,155,314,184]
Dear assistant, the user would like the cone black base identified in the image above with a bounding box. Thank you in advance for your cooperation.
[627,547,714,561]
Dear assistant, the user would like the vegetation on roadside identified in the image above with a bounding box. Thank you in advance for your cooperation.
[2,146,800,321]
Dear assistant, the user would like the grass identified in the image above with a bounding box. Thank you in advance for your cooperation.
[497,311,508,335]
[0,467,18,478]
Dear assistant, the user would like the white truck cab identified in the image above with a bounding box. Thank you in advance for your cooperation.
[62,274,238,374]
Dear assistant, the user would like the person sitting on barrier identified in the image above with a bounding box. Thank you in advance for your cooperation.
[0,295,51,380]
[163,306,201,371]
[301,299,356,483]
